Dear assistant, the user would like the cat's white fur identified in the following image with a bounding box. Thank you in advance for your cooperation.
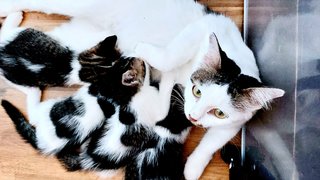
[0,1,284,179]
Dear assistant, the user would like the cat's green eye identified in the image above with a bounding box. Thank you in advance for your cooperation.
[192,85,201,98]
[211,109,227,119]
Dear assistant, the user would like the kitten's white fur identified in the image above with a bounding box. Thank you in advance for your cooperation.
[0,11,24,43]
[25,85,105,154]
[0,12,89,91]
[0,1,285,179]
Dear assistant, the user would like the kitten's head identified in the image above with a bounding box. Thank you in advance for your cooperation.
[78,35,122,83]
[184,33,285,128]
[90,55,148,104]
[80,35,148,103]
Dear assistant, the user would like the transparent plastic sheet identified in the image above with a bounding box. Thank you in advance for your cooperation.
[245,0,320,179]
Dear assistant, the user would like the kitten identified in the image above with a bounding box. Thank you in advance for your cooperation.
[1,45,146,167]
[67,84,192,179]
[0,12,120,92]
[0,1,285,179]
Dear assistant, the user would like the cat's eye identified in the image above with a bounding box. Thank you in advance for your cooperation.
[211,109,227,119]
[192,85,201,98]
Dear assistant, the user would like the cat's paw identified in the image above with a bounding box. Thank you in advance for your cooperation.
[184,160,203,180]
[184,153,210,180]
[134,42,169,72]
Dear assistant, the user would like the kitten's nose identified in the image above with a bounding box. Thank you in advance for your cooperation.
[188,114,198,122]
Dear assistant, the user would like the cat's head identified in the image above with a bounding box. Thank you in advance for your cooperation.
[184,33,285,128]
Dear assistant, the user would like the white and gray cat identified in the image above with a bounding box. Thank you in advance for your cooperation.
[135,22,285,179]
[0,1,285,179]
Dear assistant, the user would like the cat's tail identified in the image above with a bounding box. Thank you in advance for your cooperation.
[1,99,38,149]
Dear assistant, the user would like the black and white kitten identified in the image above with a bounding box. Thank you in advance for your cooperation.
[60,84,192,179]
[1,48,146,163]
[0,13,120,90]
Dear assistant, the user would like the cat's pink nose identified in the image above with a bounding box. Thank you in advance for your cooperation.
[188,114,197,122]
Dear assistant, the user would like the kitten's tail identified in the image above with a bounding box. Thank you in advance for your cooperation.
[1,100,38,149]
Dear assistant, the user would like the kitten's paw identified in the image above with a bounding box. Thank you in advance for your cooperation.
[3,11,23,27]
[0,0,20,17]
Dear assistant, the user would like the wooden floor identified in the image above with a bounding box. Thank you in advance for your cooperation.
[0,1,243,179]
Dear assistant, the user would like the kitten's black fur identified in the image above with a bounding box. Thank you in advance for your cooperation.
[0,28,120,88]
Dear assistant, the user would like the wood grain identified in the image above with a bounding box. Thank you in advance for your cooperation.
[198,0,244,31]
[0,1,244,179]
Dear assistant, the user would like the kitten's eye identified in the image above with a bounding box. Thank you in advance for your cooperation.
[211,109,227,119]
[192,85,201,98]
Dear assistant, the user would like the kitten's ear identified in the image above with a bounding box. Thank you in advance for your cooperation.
[122,59,145,87]
[99,35,117,51]
[203,33,221,69]
[243,87,285,110]
[79,35,120,66]
[122,70,140,87]
[95,35,118,56]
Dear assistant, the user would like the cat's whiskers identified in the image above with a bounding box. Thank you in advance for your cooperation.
[171,87,185,112]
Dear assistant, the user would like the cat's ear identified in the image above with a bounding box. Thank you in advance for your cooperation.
[203,33,222,69]
[242,87,285,110]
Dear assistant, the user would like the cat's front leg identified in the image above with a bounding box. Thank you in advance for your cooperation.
[134,42,170,72]
[156,72,175,120]
[135,18,208,72]
[184,126,240,180]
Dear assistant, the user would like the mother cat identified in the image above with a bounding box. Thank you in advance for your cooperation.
[0,0,284,179]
